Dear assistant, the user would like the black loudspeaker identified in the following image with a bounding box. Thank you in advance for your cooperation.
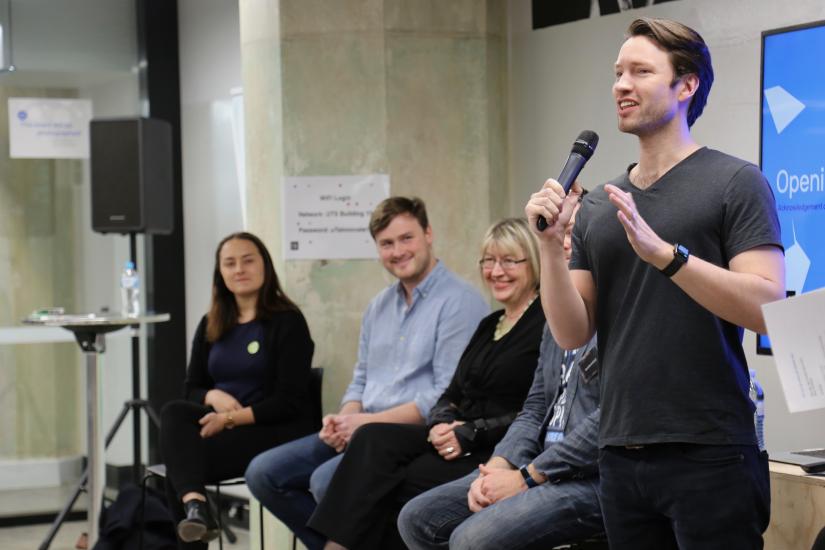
[91,118,174,234]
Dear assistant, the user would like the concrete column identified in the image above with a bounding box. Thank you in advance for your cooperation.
[240,0,508,415]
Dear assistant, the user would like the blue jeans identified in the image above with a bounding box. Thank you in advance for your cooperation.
[245,433,343,550]
[398,469,603,550]
[599,444,771,550]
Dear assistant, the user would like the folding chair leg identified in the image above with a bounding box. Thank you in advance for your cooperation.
[139,474,148,550]
[216,484,223,550]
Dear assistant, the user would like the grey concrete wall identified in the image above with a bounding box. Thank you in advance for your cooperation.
[0,86,80,460]
[240,0,508,416]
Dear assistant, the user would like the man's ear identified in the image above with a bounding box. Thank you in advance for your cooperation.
[678,73,699,102]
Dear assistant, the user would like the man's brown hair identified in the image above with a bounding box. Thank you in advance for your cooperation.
[627,17,714,127]
[368,196,429,239]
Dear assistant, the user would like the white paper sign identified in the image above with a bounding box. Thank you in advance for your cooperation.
[8,97,93,159]
[762,287,825,412]
[283,174,390,260]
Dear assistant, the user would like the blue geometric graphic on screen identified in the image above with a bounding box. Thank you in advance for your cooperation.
[761,23,825,294]
[784,221,810,294]
[764,86,805,134]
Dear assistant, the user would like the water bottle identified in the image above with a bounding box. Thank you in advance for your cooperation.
[749,369,765,451]
[120,261,141,318]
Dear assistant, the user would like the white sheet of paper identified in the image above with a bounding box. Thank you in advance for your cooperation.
[762,287,825,412]
[282,174,390,260]
[8,97,93,159]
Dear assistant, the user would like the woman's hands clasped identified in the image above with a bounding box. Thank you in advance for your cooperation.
[204,388,242,413]
[428,421,465,461]
[199,411,230,438]
[200,389,243,438]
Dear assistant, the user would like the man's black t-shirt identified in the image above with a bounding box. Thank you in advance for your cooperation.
[570,147,782,447]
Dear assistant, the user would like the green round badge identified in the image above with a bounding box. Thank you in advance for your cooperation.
[247,340,260,355]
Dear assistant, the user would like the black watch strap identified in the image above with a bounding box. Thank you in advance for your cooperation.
[660,243,689,277]
[519,464,539,488]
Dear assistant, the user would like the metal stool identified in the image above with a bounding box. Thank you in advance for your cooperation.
[140,463,264,549]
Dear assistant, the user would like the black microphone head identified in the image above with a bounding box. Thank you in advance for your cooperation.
[571,130,599,160]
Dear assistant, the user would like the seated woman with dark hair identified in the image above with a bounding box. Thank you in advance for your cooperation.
[160,232,317,547]
[306,218,545,550]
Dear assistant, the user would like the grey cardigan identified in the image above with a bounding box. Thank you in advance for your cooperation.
[493,327,600,483]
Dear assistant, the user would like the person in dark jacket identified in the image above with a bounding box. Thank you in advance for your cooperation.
[306,218,546,549]
[159,232,316,548]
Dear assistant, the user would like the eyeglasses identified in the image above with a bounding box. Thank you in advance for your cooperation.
[479,257,528,270]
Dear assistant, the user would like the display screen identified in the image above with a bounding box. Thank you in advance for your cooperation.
[759,21,825,355]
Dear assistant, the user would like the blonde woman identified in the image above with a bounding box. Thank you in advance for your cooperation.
[307,218,544,550]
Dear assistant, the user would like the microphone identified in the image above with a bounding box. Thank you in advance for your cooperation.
[536,130,599,231]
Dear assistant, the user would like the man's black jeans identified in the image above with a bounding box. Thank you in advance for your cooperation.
[599,443,770,549]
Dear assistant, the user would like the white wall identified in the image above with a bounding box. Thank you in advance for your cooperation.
[178,0,244,349]
[507,0,825,453]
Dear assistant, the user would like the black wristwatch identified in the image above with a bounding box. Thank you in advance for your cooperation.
[519,464,539,488]
[660,243,689,277]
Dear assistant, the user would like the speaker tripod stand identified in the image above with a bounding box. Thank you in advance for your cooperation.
[40,234,160,550]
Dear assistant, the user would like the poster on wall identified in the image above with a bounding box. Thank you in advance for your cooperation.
[8,97,93,159]
[282,174,390,260]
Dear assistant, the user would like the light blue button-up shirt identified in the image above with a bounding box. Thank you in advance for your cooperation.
[341,261,489,421]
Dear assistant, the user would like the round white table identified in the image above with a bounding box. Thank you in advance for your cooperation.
[23,311,169,549]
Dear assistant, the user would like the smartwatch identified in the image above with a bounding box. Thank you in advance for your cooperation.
[519,464,539,488]
[660,243,689,277]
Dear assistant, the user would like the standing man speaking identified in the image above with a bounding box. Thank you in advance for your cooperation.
[526,18,785,549]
